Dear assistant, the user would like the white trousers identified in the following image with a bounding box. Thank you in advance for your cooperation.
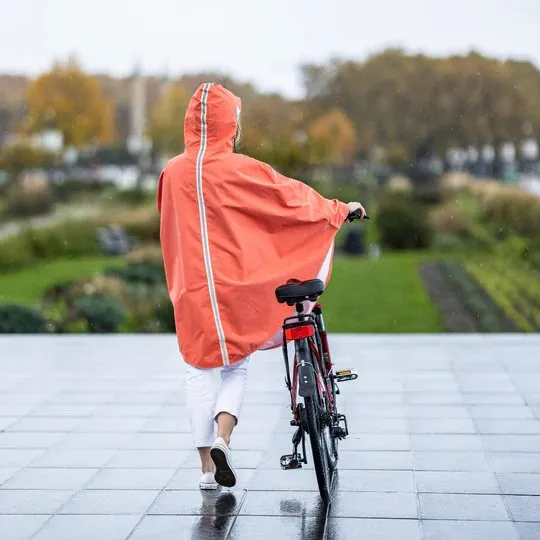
[185,243,334,448]
[185,356,250,448]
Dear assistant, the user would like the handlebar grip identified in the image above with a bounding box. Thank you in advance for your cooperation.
[347,210,370,222]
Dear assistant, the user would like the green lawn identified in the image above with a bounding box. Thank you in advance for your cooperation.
[324,252,443,333]
[0,256,123,305]
[0,251,443,333]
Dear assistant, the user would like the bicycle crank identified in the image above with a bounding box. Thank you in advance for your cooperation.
[280,425,306,470]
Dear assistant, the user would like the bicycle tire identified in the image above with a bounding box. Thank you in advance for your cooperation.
[304,394,331,503]
[313,335,339,471]
[330,376,340,464]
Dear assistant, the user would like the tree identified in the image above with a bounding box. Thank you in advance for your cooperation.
[238,94,310,175]
[308,109,357,164]
[302,50,540,155]
[26,60,115,147]
[147,83,190,156]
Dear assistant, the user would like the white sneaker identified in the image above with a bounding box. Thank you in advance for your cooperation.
[199,471,218,490]
[210,437,237,488]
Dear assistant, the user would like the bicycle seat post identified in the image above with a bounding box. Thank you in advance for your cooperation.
[295,302,305,321]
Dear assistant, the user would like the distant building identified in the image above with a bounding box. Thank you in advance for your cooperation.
[127,63,148,155]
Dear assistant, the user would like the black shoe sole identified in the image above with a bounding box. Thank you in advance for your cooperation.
[210,447,236,488]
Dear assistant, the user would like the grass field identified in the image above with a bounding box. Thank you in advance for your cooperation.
[0,256,122,305]
[0,251,444,333]
[324,253,444,332]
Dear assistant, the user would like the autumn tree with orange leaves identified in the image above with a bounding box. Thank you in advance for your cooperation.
[26,60,115,147]
[308,109,358,165]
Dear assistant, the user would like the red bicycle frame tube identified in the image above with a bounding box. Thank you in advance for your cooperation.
[282,307,335,424]
[287,336,335,425]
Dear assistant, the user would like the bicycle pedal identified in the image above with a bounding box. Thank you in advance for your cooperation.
[335,368,358,382]
[336,413,349,438]
[333,426,348,439]
[280,454,303,470]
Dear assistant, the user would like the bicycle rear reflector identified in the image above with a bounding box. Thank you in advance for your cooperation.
[284,325,315,341]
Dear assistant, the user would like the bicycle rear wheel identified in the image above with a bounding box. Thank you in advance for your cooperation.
[304,394,331,503]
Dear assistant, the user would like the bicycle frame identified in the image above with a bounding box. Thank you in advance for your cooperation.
[281,304,335,428]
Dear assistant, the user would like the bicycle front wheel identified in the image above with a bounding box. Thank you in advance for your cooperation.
[304,394,331,503]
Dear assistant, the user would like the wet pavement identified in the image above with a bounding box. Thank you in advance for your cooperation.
[0,334,539,539]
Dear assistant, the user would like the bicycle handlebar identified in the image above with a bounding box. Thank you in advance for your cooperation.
[347,209,370,222]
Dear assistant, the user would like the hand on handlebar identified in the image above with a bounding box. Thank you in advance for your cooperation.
[346,201,369,222]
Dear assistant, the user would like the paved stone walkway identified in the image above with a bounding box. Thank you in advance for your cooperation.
[0,335,539,539]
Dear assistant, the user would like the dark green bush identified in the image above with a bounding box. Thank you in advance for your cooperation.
[106,188,153,206]
[53,180,109,202]
[104,261,165,285]
[410,187,444,206]
[0,304,48,333]
[73,295,126,333]
[377,196,432,250]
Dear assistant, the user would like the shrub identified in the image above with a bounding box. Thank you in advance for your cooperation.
[4,179,55,218]
[104,261,165,285]
[53,180,109,202]
[73,295,126,333]
[75,275,126,300]
[124,284,170,332]
[410,186,444,206]
[387,175,412,193]
[0,234,35,272]
[23,221,101,260]
[78,272,171,332]
[109,207,160,242]
[124,243,163,264]
[0,304,48,333]
[429,202,470,237]
[106,188,153,206]
[468,181,540,237]
[377,196,432,250]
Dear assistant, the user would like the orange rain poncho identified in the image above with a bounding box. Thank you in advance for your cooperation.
[157,83,349,369]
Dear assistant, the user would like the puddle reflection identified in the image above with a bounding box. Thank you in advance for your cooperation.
[190,491,238,539]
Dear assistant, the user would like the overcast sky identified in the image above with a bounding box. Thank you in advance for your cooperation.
[1,0,539,97]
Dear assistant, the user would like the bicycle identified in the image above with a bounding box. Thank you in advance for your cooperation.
[275,208,367,503]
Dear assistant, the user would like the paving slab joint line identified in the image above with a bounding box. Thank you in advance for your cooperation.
[221,489,250,539]
[471,410,516,526]
[223,430,279,538]
[26,465,111,539]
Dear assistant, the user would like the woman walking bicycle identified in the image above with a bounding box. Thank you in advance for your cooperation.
[157,83,365,490]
